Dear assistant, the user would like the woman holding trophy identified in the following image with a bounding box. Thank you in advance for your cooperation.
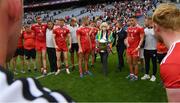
[96,22,114,76]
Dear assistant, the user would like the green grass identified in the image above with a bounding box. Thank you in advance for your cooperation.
[13,51,167,102]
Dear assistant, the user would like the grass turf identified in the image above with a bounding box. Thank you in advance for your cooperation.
[13,51,167,102]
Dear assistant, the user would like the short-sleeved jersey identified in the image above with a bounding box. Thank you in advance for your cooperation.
[31,23,47,42]
[76,26,91,46]
[160,41,180,88]
[17,33,23,48]
[157,42,168,54]
[90,27,98,44]
[127,26,144,48]
[23,31,35,50]
[53,27,70,46]
[53,25,59,29]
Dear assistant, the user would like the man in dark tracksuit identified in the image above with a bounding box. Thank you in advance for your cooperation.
[113,22,127,71]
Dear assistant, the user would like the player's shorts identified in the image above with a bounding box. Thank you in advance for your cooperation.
[24,49,36,60]
[69,43,79,53]
[14,48,24,57]
[139,48,144,59]
[56,45,68,52]
[35,42,46,52]
[81,44,91,54]
[81,48,91,54]
[126,47,139,57]
[91,43,96,50]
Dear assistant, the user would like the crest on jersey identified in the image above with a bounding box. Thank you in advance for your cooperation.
[63,30,66,33]
[42,26,45,29]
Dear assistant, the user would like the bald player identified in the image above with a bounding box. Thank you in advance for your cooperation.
[0,0,73,102]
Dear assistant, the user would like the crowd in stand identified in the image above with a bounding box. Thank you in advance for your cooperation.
[24,0,153,24]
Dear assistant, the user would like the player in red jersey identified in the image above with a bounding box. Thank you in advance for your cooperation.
[157,41,168,63]
[31,17,47,74]
[54,19,65,67]
[89,21,98,68]
[77,17,93,78]
[137,23,145,73]
[12,28,25,75]
[152,3,180,102]
[53,18,71,75]
[23,24,37,73]
[125,16,144,81]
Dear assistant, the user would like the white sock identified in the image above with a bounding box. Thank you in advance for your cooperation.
[130,73,134,76]
[134,75,138,78]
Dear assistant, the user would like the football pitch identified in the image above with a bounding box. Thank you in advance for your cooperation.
[13,51,167,102]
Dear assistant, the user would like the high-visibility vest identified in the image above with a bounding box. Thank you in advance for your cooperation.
[96,30,114,43]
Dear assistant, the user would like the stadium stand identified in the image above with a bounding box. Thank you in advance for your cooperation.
[24,0,153,25]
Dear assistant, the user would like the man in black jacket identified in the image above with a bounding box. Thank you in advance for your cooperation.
[113,22,127,71]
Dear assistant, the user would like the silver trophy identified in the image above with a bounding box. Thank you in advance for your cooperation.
[99,39,108,52]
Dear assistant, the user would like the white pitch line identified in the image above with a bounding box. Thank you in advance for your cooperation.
[35,72,55,79]
[35,57,100,80]
[35,64,79,79]
[35,51,116,80]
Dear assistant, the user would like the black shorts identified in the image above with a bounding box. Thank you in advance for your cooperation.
[24,49,36,60]
[157,53,167,64]
[70,43,79,53]
[14,48,24,57]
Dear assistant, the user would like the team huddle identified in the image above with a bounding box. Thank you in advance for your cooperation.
[1,1,180,102]
[12,16,107,78]
[11,14,167,80]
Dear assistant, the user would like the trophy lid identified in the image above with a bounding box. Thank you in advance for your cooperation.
[99,39,107,43]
